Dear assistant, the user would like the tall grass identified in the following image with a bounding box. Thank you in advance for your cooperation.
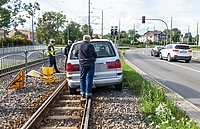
[121,56,200,129]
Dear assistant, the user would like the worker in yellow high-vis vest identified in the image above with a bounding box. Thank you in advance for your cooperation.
[47,38,60,73]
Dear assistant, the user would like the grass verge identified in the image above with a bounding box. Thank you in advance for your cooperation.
[120,53,200,129]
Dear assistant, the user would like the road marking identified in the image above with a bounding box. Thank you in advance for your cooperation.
[163,61,200,73]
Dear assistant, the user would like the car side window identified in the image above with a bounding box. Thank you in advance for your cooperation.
[70,43,80,59]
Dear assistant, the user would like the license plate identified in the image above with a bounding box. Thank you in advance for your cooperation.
[180,51,187,53]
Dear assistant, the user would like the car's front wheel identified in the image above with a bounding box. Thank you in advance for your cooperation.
[151,51,153,56]
[115,82,123,91]
[159,53,163,60]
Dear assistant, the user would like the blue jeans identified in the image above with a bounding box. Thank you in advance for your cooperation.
[80,63,95,97]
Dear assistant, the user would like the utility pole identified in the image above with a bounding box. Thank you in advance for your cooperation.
[133,23,135,46]
[67,21,69,42]
[88,0,90,35]
[118,19,120,45]
[187,25,190,45]
[31,15,34,46]
[170,17,172,44]
[197,22,199,46]
[93,7,112,38]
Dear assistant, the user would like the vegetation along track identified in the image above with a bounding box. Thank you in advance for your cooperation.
[21,78,91,129]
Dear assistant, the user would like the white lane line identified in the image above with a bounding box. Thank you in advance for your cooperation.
[163,61,200,73]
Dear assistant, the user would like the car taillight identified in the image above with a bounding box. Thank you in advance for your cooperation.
[106,59,121,69]
[66,63,80,72]
[188,49,192,52]
[173,49,179,52]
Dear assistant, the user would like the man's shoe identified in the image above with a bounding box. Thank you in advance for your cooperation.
[81,94,86,99]
[86,95,92,99]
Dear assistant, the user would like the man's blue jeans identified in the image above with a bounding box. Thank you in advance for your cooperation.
[80,63,95,97]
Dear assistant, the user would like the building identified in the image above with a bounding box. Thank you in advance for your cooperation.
[138,30,167,43]
[0,29,5,38]
[8,29,32,40]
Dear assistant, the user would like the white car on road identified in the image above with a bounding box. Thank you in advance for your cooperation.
[159,44,192,63]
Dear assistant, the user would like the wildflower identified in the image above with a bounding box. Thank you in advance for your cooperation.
[155,125,160,128]
[162,120,168,124]
[149,122,154,126]
[147,115,152,118]
[171,117,176,120]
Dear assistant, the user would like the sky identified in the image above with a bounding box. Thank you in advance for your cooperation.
[20,0,200,36]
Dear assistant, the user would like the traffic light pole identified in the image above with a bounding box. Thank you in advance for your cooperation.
[141,18,169,45]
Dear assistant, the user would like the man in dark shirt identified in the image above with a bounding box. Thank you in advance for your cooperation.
[64,40,72,70]
[74,35,97,99]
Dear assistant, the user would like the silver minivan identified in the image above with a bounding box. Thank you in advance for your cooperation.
[66,39,123,94]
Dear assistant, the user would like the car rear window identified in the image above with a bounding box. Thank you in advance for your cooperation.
[70,41,116,59]
[175,45,190,49]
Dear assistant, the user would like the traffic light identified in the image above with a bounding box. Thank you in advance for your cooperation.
[142,16,145,23]
[111,29,114,35]
[114,29,118,35]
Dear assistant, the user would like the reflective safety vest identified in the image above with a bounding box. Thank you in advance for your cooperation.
[46,45,55,56]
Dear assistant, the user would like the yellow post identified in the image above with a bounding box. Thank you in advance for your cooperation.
[42,67,54,83]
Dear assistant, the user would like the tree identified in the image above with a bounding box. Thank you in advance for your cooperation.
[0,6,11,28]
[63,21,82,44]
[35,11,67,44]
[0,0,40,29]
[184,32,192,42]
[170,28,181,43]
[81,24,93,36]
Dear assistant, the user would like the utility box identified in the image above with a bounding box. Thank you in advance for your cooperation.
[42,67,54,83]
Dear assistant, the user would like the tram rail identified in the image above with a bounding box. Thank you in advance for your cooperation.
[21,79,91,129]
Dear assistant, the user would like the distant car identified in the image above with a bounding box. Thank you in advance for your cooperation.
[66,39,123,94]
[151,45,164,57]
[159,44,192,63]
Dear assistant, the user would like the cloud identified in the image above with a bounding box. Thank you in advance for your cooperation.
[21,0,200,36]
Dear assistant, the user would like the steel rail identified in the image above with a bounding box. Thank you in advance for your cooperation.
[21,78,68,129]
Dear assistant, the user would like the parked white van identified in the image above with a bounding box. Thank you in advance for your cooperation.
[66,39,123,94]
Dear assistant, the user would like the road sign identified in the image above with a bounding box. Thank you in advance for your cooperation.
[6,68,25,90]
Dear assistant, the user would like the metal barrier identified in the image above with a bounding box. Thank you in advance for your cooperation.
[192,51,200,61]
[0,45,46,55]
[0,48,64,89]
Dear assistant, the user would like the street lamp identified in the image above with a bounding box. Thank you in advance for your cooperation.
[93,7,112,39]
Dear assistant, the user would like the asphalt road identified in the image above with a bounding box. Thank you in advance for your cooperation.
[124,48,200,109]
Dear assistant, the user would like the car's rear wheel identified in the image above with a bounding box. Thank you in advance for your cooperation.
[115,82,123,91]
[69,86,76,94]
[167,54,171,62]
[159,53,163,60]
[185,59,191,63]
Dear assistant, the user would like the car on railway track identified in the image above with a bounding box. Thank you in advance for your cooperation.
[159,44,192,63]
[66,39,123,94]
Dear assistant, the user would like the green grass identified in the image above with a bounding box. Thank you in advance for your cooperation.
[120,52,200,129]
